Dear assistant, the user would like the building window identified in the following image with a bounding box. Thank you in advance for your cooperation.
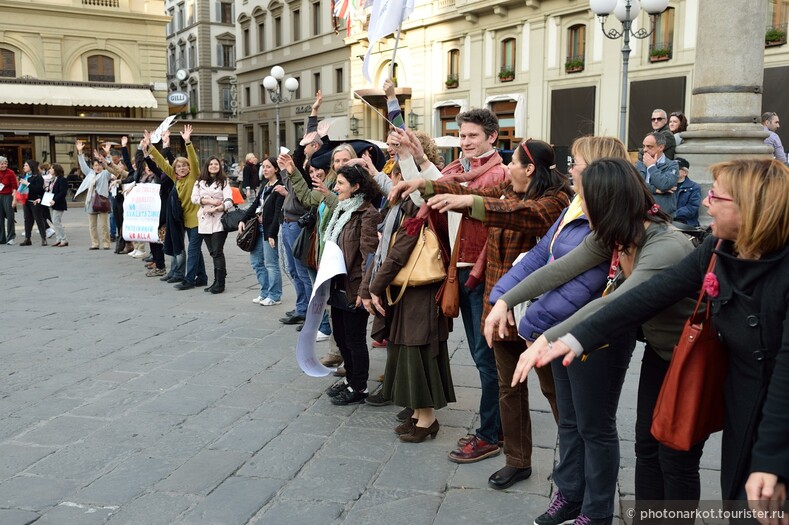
[257,21,266,52]
[218,43,235,67]
[242,27,250,56]
[177,3,185,30]
[179,42,186,66]
[189,85,198,112]
[87,55,115,82]
[649,7,674,61]
[221,85,232,112]
[335,67,343,93]
[293,76,301,99]
[168,46,176,75]
[311,0,321,35]
[766,1,788,45]
[0,49,15,77]
[446,49,459,87]
[167,8,175,34]
[188,41,196,68]
[313,72,321,92]
[500,38,516,81]
[490,100,518,150]
[566,24,585,72]
[187,0,194,25]
[260,84,266,104]
[219,1,233,23]
[245,86,251,107]
[293,9,301,41]
[274,15,282,47]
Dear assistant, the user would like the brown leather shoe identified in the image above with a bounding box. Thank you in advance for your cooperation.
[458,431,505,447]
[320,354,343,367]
[400,420,440,443]
[448,435,501,464]
[394,418,416,436]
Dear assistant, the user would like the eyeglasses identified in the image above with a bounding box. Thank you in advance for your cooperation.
[520,139,536,165]
[651,117,666,122]
[568,158,586,170]
[707,189,734,203]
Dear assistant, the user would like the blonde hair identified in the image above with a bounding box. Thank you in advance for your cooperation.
[712,159,789,258]
[571,136,628,164]
[326,143,357,187]
[244,152,256,162]
[412,130,440,165]
[172,157,190,170]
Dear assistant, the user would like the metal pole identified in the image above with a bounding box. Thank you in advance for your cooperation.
[620,3,632,145]
[274,98,281,154]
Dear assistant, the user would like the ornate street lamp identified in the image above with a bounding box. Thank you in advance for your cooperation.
[590,0,669,143]
[263,65,299,153]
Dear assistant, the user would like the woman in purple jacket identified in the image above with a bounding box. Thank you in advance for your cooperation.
[488,136,636,524]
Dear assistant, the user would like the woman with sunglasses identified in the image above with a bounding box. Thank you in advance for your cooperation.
[511,159,789,524]
[488,158,703,525]
[389,138,571,472]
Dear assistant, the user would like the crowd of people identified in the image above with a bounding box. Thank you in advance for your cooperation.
[0,89,787,525]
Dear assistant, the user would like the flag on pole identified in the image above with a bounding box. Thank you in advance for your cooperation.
[362,0,414,83]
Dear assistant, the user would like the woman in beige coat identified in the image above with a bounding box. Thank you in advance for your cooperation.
[190,156,233,293]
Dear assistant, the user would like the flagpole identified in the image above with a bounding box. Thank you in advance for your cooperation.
[388,2,408,79]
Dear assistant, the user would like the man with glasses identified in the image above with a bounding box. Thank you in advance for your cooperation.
[761,112,786,163]
[649,108,676,160]
[636,131,679,216]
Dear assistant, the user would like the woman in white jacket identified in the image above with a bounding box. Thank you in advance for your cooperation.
[191,156,233,293]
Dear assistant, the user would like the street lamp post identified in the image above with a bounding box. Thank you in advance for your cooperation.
[589,0,669,144]
[263,65,299,154]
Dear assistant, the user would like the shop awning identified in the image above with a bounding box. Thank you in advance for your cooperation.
[0,83,158,108]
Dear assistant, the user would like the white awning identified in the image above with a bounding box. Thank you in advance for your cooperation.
[0,84,158,109]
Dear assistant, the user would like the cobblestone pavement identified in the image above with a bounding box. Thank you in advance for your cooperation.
[0,208,721,524]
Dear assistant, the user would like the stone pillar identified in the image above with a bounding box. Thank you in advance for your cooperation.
[678,0,772,184]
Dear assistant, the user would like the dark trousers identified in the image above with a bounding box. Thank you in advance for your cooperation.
[185,227,207,284]
[202,231,228,273]
[458,266,501,444]
[494,339,558,468]
[634,344,705,525]
[331,306,370,392]
[552,332,635,519]
[0,194,15,243]
[23,201,47,239]
[150,243,165,269]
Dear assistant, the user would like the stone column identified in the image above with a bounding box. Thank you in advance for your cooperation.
[678,0,772,183]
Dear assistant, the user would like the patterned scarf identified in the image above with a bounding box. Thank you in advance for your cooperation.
[324,193,365,244]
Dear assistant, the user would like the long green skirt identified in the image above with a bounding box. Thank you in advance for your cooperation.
[381,341,456,410]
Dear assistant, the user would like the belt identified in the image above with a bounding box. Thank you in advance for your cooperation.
[284,217,299,223]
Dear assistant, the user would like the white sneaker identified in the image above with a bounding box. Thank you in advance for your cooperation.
[46,228,55,238]
[132,251,147,259]
[6,239,15,245]
[316,331,331,342]
[261,297,282,306]
[128,249,139,257]
[252,296,264,304]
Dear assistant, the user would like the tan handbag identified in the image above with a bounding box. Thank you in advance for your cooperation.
[386,224,447,305]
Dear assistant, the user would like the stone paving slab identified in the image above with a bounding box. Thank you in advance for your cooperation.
[0,208,722,524]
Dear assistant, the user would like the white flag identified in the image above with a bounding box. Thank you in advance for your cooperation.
[362,0,414,83]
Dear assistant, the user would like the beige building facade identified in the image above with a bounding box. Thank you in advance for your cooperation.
[237,0,789,169]
[0,0,173,171]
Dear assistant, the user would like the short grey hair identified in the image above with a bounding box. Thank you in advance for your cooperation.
[651,108,668,119]
[0,156,7,163]
[648,131,667,147]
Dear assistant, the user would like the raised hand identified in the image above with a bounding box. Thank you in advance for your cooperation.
[101,142,111,156]
[388,178,425,204]
[162,129,171,148]
[277,153,294,173]
[404,129,426,160]
[310,173,329,196]
[181,124,193,143]
[383,78,395,100]
[75,140,85,153]
[312,90,323,112]
[121,136,128,148]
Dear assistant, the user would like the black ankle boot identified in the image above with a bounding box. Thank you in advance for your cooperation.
[204,269,217,292]
[210,270,226,294]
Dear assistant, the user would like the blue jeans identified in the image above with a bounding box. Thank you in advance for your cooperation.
[185,227,207,285]
[307,267,332,335]
[457,266,501,444]
[250,229,282,301]
[109,195,117,237]
[552,331,635,519]
[280,221,312,316]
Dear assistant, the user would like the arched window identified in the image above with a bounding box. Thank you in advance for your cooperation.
[649,7,674,61]
[0,49,15,77]
[500,38,515,81]
[88,55,115,82]
[566,24,586,73]
[447,49,459,87]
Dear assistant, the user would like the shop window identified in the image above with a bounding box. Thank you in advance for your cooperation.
[1,49,16,77]
[88,55,114,82]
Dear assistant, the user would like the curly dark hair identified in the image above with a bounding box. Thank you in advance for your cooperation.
[581,158,670,253]
[337,163,383,204]
[456,108,499,138]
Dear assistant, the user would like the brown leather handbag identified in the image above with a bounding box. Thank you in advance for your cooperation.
[435,230,461,318]
[651,246,727,451]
